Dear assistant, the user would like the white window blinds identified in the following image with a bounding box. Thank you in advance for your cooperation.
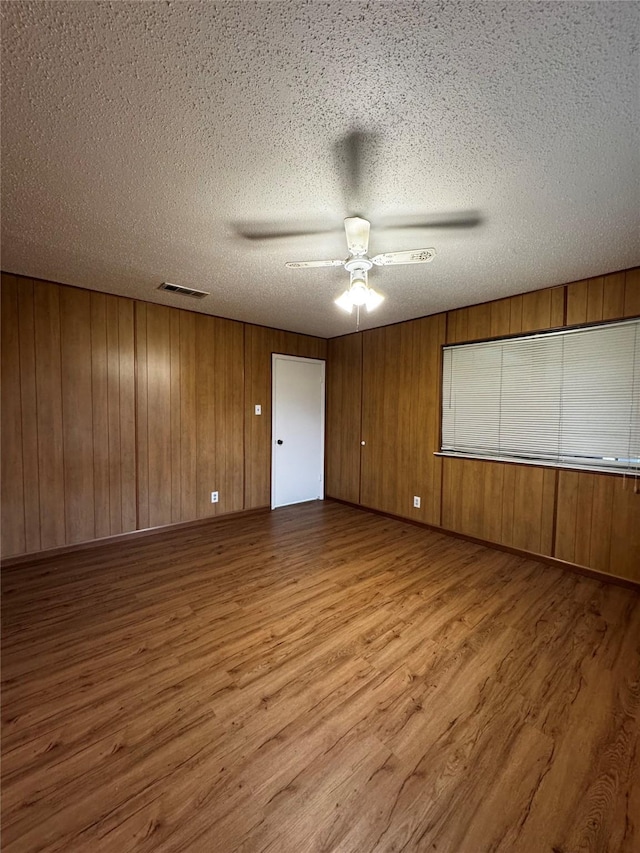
[441,318,640,475]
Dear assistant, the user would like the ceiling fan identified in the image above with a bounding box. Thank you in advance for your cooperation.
[285,215,436,319]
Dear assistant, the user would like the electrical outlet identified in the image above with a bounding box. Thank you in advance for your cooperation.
[413,495,421,508]
[255,404,262,415]
[211,491,219,503]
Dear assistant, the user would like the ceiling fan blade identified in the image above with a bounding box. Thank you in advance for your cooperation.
[371,248,436,266]
[285,259,344,269]
[333,130,378,215]
[234,218,336,241]
[378,211,482,230]
[344,217,370,255]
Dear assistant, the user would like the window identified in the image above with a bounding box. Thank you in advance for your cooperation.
[440,318,640,475]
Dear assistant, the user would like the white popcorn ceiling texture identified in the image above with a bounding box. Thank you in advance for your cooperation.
[1,1,638,338]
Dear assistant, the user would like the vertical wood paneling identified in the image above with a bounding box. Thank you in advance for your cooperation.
[215,319,244,515]
[170,311,182,522]
[34,280,66,550]
[118,298,136,533]
[521,287,564,332]
[17,281,41,552]
[442,458,555,556]
[360,315,445,524]
[325,334,362,504]
[567,270,639,325]
[243,325,327,509]
[1,275,26,556]
[601,272,625,320]
[90,292,110,540]
[609,478,640,581]
[509,295,523,334]
[145,305,173,528]
[490,298,512,338]
[196,315,244,517]
[135,302,149,530]
[624,267,640,317]
[556,472,640,582]
[60,287,95,543]
[105,296,123,534]
[566,279,589,324]
[195,314,217,520]
[179,311,197,521]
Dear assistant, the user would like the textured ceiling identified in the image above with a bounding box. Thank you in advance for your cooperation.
[1,1,638,338]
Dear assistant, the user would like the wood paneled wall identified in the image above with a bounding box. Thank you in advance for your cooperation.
[325,267,640,583]
[135,303,245,528]
[1,274,324,558]
[361,315,445,524]
[1,276,137,556]
[325,334,362,505]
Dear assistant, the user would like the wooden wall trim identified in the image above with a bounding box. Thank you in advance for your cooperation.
[326,497,640,591]
[0,506,270,568]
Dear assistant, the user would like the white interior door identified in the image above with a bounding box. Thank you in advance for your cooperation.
[272,354,325,509]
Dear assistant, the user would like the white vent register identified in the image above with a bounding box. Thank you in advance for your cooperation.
[159,282,209,299]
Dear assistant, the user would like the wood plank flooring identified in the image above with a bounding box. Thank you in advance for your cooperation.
[2,501,639,853]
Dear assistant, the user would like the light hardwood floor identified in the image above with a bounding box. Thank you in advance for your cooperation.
[2,501,639,852]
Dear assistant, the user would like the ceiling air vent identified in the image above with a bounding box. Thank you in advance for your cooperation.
[159,282,209,299]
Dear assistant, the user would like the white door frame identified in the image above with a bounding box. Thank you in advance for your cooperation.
[271,353,326,510]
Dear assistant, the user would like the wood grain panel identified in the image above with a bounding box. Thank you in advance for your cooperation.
[1,275,26,556]
[567,269,639,325]
[446,307,469,343]
[447,286,563,345]
[60,287,95,543]
[33,280,66,550]
[490,298,512,337]
[624,267,640,317]
[195,314,217,520]
[196,315,244,517]
[520,286,564,332]
[17,281,40,553]
[117,299,137,533]
[179,311,197,521]
[244,325,327,509]
[360,315,445,524]
[325,334,362,504]
[90,293,110,540]
[442,458,555,556]
[601,271,626,319]
[142,304,173,528]
[556,472,640,581]
[135,302,150,529]
[170,310,181,522]
[213,318,244,516]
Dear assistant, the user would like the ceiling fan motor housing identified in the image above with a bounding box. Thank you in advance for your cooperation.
[344,257,373,273]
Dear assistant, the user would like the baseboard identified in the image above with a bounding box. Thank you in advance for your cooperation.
[326,496,640,592]
[1,506,271,568]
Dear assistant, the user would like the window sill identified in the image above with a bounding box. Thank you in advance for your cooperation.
[434,451,638,478]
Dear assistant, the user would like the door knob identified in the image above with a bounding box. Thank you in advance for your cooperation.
[361,440,366,446]
[277,439,283,445]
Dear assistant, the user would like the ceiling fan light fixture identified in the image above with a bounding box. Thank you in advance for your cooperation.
[365,287,384,312]
[335,290,354,313]
[335,271,384,315]
[349,281,369,307]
